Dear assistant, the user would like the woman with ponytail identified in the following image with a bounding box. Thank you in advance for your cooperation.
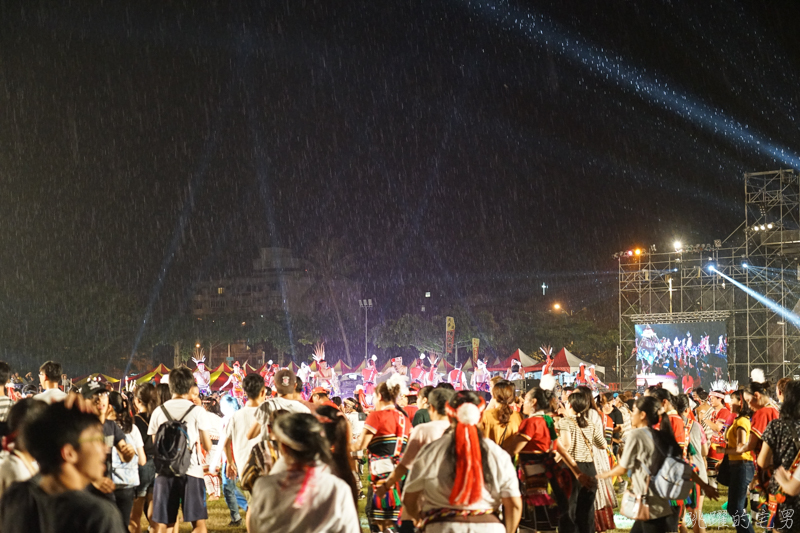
[504,387,593,533]
[355,375,411,531]
[480,380,523,447]
[108,391,146,527]
[316,405,359,505]
[556,387,605,533]
[403,391,522,532]
[247,413,359,533]
[598,396,718,533]
[575,386,617,533]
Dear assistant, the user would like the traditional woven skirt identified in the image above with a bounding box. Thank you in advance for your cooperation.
[368,455,403,522]
[518,453,560,532]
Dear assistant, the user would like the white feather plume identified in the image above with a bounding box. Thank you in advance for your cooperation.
[419,354,426,360]
[386,372,409,396]
[371,354,377,361]
[751,368,765,384]
[540,373,556,391]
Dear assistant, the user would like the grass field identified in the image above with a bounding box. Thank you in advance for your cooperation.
[147,479,741,533]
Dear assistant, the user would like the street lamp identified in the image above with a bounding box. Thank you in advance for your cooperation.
[359,299,374,363]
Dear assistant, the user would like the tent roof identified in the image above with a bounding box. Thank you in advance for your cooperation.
[487,349,538,371]
[531,348,604,374]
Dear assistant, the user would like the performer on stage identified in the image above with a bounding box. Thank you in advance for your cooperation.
[408,354,426,385]
[471,359,491,392]
[505,358,523,381]
[540,345,554,376]
[192,354,211,395]
[361,355,379,406]
[297,362,313,400]
[381,357,408,378]
[261,360,279,389]
[447,362,466,391]
[423,354,440,386]
[220,361,245,403]
[587,365,606,390]
[574,363,588,386]
[312,342,338,395]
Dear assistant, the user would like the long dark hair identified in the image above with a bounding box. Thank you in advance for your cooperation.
[526,387,554,414]
[731,390,753,419]
[274,413,332,466]
[491,380,515,425]
[635,395,680,457]
[781,381,800,421]
[135,382,160,417]
[316,405,358,504]
[646,387,677,440]
[444,391,491,486]
[567,388,591,428]
[109,391,134,434]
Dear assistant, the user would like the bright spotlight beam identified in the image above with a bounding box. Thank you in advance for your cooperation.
[712,268,800,328]
[461,0,800,169]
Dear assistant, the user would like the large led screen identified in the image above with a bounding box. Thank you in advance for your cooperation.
[635,322,728,391]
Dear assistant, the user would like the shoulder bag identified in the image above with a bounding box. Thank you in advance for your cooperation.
[620,477,651,521]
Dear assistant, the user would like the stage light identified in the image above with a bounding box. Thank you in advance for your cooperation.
[627,250,634,256]
[707,264,716,272]
[742,262,748,269]
[753,226,760,232]
[674,241,682,251]
[760,224,766,230]
[634,249,642,256]
[767,223,774,229]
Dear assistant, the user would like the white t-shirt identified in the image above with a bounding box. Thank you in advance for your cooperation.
[0,451,38,497]
[225,405,260,471]
[112,426,144,488]
[249,463,359,533]
[148,399,211,478]
[254,397,311,439]
[404,435,520,513]
[32,388,67,405]
[399,420,450,469]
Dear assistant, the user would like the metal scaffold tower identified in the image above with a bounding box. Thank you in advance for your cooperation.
[618,169,800,389]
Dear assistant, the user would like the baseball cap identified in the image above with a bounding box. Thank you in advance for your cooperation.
[274,369,296,396]
[80,381,107,398]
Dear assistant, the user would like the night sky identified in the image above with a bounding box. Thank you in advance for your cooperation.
[2,1,797,320]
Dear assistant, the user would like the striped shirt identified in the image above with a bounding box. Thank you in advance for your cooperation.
[0,397,12,423]
[557,416,606,462]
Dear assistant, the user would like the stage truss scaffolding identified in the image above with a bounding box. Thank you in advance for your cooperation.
[618,169,800,388]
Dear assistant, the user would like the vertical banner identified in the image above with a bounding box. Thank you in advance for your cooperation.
[472,338,480,361]
[446,316,455,354]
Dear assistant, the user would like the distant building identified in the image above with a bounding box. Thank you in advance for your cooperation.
[192,248,318,317]
[190,248,360,366]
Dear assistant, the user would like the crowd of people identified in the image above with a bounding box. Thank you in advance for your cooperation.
[0,357,797,533]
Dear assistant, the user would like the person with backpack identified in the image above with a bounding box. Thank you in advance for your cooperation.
[147,366,212,533]
[107,391,146,526]
[597,396,718,533]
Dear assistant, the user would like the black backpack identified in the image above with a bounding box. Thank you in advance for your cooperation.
[153,405,196,477]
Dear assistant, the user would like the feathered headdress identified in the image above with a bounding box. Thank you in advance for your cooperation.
[371,354,377,361]
[540,345,553,360]
[191,354,206,365]
[751,368,765,384]
[476,359,486,369]
[311,342,325,363]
